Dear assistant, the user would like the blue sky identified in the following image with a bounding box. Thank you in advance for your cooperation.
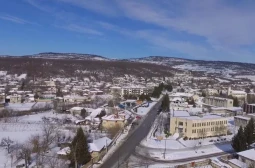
[0,0,255,62]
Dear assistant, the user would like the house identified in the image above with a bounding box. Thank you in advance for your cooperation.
[101,113,126,129]
[5,94,22,103]
[170,112,228,139]
[63,95,87,103]
[56,137,112,160]
[70,107,85,115]
[89,137,112,158]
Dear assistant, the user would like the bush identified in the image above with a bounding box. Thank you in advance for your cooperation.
[183,136,188,141]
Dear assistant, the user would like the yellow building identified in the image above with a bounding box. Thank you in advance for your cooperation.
[204,96,233,108]
[101,114,126,129]
[170,112,228,139]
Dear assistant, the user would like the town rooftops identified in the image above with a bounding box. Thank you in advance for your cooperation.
[238,149,255,161]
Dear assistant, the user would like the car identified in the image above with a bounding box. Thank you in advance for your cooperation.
[136,116,141,120]
[209,140,213,142]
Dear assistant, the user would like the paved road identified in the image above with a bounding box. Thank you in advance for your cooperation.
[100,98,163,168]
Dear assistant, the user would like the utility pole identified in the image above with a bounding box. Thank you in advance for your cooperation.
[106,139,108,152]
[163,139,166,159]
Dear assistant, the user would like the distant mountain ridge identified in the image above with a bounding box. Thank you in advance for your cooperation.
[26,52,110,61]
[1,52,255,77]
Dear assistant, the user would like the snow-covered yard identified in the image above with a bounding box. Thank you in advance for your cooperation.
[0,111,80,167]
[6,102,52,112]
[140,143,233,160]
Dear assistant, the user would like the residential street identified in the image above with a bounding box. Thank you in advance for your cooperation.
[100,99,163,168]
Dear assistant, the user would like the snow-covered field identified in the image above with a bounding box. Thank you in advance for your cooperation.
[0,111,79,167]
[0,123,42,167]
[235,75,255,81]
[6,102,52,111]
[148,143,232,160]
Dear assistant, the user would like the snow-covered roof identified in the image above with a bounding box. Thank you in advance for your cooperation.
[89,137,112,152]
[231,90,247,94]
[90,108,103,118]
[57,147,70,155]
[172,110,190,117]
[101,114,125,121]
[234,116,250,121]
[70,107,84,111]
[238,149,255,161]
[228,159,247,168]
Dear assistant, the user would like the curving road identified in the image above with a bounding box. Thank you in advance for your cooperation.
[100,98,163,168]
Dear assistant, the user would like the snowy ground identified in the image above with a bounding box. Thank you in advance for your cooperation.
[0,111,80,167]
[6,102,52,111]
[235,75,255,81]
[0,122,42,167]
[137,142,233,160]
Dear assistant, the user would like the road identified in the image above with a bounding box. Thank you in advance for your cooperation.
[100,98,163,168]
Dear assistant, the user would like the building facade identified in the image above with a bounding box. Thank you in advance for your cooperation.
[243,103,255,114]
[121,86,152,96]
[170,115,228,138]
[204,96,233,108]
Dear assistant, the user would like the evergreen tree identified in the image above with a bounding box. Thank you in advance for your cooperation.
[202,91,206,97]
[165,84,173,92]
[232,126,247,152]
[233,97,239,107]
[139,93,146,101]
[145,95,151,101]
[244,118,255,146]
[56,88,63,97]
[80,109,87,119]
[70,127,91,167]
[161,94,170,112]
[108,100,114,107]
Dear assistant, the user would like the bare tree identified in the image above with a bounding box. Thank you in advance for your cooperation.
[15,143,32,168]
[0,137,14,153]
[215,125,227,137]
[41,124,59,151]
[29,134,43,166]
[106,124,122,139]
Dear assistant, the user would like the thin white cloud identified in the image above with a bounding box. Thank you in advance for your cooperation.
[57,0,119,16]
[24,0,255,62]
[25,0,54,13]
[0,15,36,25]
[59,24,103,36]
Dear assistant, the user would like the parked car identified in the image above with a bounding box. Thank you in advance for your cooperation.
[136,116,141,120]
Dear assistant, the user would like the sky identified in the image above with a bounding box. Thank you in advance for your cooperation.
[0,0,255,62]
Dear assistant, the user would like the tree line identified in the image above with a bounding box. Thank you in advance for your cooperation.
[232,118,255,152]
[151,83,173,98]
